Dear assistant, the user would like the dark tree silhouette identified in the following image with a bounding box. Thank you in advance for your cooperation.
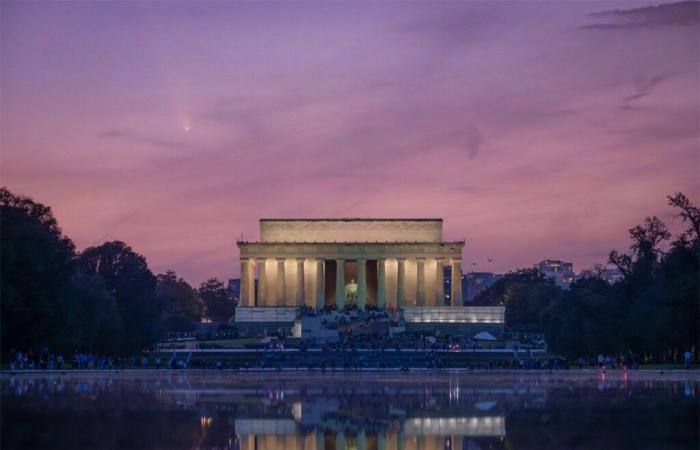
[0,187,77,353]
[77,241,159,352]
[157,270,206,332]
[198,278,234,322]
[474,192,699,360]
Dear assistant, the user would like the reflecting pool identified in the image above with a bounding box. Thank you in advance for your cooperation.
[1,371,698,450]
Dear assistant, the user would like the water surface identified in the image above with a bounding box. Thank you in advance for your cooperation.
[2,371,698,450]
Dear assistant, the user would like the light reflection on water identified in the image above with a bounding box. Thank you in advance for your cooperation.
[1,372,698,450]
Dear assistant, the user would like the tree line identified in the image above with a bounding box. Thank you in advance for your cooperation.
[472,192,699,362]
[0,187,235,356]
[2,186,697,360]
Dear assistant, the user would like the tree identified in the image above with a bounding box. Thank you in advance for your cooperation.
[69,272,124,354]
[667,192,700,242]
[0,187,76,355]
[157,270,205,332]
[609,216,671,300]
[77,241,158,352]
[198,278,233,321]
[628,216,671,260]
[472,269,560,331]
[606,195,698,361]
[474,193,698,360]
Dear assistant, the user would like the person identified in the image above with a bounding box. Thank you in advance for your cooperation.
[684,350,693,369]
[597,354,605,369]
[13,350,22,370]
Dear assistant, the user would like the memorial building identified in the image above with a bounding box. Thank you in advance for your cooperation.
[236,219,504,334]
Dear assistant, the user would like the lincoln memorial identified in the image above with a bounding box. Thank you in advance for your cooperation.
[238,218,464,309]
[236,218,504,334]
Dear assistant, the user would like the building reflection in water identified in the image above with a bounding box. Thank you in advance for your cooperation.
[235,414,505,450]
[222,383,511,450]
[2,373,697,450]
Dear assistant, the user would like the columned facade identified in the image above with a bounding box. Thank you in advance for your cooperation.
[295,258,305,306]
[237,219,465,311]
[335,259,345,309]
[435,259,445,305]
[397,258,406,308]
[357,259,367,310]
[239,258,255,307]
[276,258,285,306]
[416,258,425,307]
[256,258,266,306]
[315,260,325,309]
[377,259,386,309]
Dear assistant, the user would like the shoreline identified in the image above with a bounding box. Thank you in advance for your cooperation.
[2,368,698,381]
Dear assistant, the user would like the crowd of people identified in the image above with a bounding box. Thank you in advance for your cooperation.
[5,342,694,372]
[7,348,166,371]
[574,353,640,371]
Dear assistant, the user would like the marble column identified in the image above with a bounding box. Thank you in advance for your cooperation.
[357,431,366,450]
[397,258,406,308]
[416,258,425,307]
[256,258,266,307]
[316,259,325,309]
[377,434,386,450]
[450,258,462,306]
[357,259,367,310]
[336,432,345,450]
[295,258,305,306]
[316,433,326,450]
[240,258,252,307]
[398,433,405,450]
[276,258,286,306]
[435,258,445,306]
[335,259,345,309]
[377,259,386,310]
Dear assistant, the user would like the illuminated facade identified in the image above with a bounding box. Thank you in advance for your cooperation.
[236,218,504,332]
[236,418,506,450]
[237,219,465,309]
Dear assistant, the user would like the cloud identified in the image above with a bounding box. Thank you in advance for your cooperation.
[609,106,699,146]
[583,1,699,30]
[98,129,191,151]
[395,7,498,45]
[462,126,484,159]
[420,126,485,159]
[622,73,671,102]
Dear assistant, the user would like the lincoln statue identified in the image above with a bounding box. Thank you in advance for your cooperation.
[344,279,358,305]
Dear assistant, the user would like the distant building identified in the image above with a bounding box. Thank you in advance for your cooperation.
[577,265,623,285]
[535,259,575,288]
[600,268,623,284]
[464,272,502,302]
[228,278,241,305]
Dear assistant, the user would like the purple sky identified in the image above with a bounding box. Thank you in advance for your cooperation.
[2,1,698,284]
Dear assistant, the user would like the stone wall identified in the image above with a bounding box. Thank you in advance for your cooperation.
[260,219,443,243]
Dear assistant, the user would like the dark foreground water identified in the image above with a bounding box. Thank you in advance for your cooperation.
[1,371,698,450]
